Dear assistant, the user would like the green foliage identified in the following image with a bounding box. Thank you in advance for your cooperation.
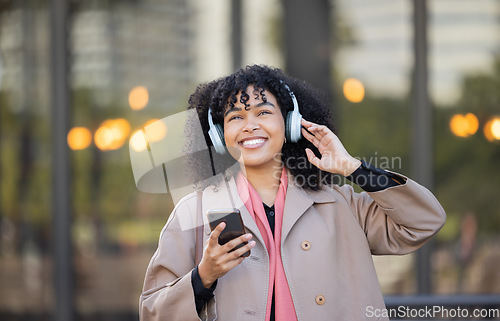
[0,90,52,228]
[0,91,21,218]
[434,57,500,235]
[335,94,411,175]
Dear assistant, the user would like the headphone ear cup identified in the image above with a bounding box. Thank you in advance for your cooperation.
[285,111,293,143]
[214,123,225,154]
[208,122,226,155]
[215,124,224,145]
[286,110,302,143]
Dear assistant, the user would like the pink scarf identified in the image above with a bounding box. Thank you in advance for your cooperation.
[236,167,298,321]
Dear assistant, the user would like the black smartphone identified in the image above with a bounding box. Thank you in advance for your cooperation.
[207,208,250,257]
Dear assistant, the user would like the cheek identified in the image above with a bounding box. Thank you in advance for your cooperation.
[223,126,237,145]
[268,122,286,148]
[276,119,286,138]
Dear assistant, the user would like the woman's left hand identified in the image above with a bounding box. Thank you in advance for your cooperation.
[301,118,361,176]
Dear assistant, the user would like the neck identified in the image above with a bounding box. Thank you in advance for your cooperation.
[240,161,284,206]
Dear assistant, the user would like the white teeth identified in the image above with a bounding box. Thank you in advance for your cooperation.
[241,139,265,146]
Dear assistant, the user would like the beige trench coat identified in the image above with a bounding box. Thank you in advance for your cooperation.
[139,171,446,321]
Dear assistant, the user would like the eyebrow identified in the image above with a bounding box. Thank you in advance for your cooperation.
[224,101,275,118]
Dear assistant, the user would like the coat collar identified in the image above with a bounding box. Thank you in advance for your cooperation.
[282,173,337,243]
[202,171,337,246]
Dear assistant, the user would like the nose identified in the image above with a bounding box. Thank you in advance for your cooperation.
[242,115,260,132]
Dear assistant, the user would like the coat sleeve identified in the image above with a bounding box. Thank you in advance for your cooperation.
[336,172,446,255]
[139,193,217,321]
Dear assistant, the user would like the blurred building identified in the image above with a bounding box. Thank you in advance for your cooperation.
[0,0,196,115]
[335,0,412,100]
[71,1,195,112]
[429,0,500,106]
[335,0,500,106]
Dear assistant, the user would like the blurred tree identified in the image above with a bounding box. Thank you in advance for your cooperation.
[434,56,500,236]
[336,57,500,237]
[0,91,21,222]
[70,87,175,252]
[336,94,411,175]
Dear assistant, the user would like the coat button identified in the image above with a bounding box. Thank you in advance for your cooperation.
[315,295,325,305]
[301,241,311,251]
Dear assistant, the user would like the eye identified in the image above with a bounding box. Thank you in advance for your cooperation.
[258,110,272,116]
[227,115,242,122]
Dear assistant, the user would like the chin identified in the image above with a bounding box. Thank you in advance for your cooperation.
[240,155,282,169]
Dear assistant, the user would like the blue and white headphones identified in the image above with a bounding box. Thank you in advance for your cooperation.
[207,80,303,155]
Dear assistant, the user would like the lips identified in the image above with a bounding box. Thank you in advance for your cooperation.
[239,137,267,149]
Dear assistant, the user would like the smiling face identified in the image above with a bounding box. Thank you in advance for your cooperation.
[223,86,285,170]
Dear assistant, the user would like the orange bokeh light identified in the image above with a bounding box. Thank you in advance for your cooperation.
[129,86,149,110]
[144,119,167,142]
[94,119,131,151]
[130,130,148,152]
[450,113,478,138]
[67,127,92,150]
[343,78,365,103]
[484,117,500,142]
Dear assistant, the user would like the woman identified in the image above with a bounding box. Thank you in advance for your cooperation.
[139,65,446,321]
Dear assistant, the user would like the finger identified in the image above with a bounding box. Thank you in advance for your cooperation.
[224,256,246,271]
[208,222,226,246]
[303,127,325,144]
[229,240,256,259]
[305,148,321,169]
[301,118,324,129]
[301,118,315,128]
[302,120,326,136]
[308,124,329,139]
[301,127,321,147]
[223,233,252,252]
[320,133,335,147]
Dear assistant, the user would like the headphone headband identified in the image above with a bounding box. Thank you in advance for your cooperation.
[280,80,302,143]
[280,80,299,113]
[207,107,216,127]
[207,108,226,155]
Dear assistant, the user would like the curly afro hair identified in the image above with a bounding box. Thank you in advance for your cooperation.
[184,64,339,191]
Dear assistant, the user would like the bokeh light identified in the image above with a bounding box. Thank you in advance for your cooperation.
[67,127,92,150]
[484,116,500,142]
[144,119,168,142]
[343,78,365,103]
[130,130,148,152]
[94,119,131,151]
[450,113,479,137]
[129,86,149,110]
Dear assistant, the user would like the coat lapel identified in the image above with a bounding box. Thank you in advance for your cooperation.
[281,179,337,244]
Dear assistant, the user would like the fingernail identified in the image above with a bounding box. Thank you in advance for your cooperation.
[249,241,256,247]
[245,233,252,240]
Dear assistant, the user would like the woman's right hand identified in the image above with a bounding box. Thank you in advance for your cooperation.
[197,222,256,288]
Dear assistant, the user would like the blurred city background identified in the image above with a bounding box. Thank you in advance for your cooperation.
[1,0,499,320]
